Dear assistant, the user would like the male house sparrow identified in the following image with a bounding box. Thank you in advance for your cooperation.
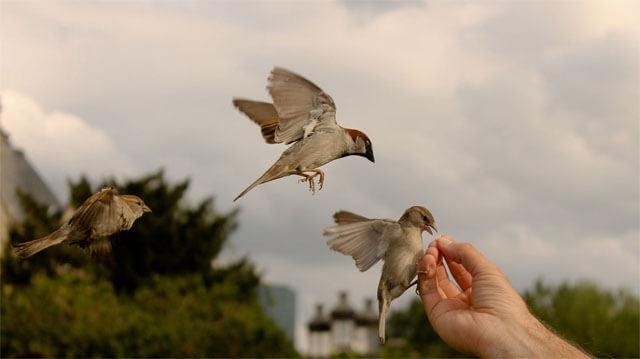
[12,187,151,258]
[324,206,437,344]
[232,67,374,201]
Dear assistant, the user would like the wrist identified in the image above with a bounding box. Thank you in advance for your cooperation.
[480,313,588,358]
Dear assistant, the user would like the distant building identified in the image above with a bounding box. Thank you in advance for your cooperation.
[258,284,296,342]
[307,304,331,358]
[307,291,379,357]
[331,291,355,352]
[0,128,59,255]
[353,298,379,355]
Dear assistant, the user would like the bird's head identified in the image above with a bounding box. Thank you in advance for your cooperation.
[121,195,152,218]
[345,128,375,163]
[400,206,437,235]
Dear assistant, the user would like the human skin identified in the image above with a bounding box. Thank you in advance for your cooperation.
[418,235,590,358]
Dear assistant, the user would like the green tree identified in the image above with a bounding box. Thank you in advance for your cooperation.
[1,171,297,357]
[1,272,129,357]
[1,270,296,357]
[524,279,639,358]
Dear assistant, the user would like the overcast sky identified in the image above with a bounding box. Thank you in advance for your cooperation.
[1,0,638,351]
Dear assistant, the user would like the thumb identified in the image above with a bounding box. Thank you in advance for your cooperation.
[436,236,494,277]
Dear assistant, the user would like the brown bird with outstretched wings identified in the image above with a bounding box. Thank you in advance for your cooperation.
[232,67,375,201]
[12,187,151,258]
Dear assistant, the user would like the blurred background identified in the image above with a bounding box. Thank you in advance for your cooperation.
[1,0,638,357]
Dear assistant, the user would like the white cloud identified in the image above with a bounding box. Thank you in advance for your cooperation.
[0,90,136,199]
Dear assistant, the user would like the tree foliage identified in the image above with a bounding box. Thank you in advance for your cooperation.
[524,279,639,358]
[1,171,297,357]
[1,271,295,357]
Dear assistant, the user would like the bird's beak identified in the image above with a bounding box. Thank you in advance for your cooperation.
[425,223,437,235]
[142,205,152,213]
[365,148,375,163]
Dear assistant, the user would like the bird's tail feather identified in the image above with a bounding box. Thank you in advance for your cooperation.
[12,229,67,258]
[332,210,370,224]
[379,296,388,344]
[233,163,288,201]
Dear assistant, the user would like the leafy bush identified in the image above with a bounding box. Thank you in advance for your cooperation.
[1,271,296,357]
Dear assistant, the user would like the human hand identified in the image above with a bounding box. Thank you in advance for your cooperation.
[418,235,588,358]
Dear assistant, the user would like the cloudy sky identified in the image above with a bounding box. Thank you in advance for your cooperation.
[1,0,638,351]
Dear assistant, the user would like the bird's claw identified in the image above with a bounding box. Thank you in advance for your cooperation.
[411,272,429,295]
[298,175,316,194]
[308,179,316,194]
[307,170,325,192]
[315,171,325,191]
[298,170,325,195]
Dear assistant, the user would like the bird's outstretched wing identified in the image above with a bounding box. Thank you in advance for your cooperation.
[69,187,134,237]
[232,99,280,144]
[324,211,402,272]
[267,67,337,144]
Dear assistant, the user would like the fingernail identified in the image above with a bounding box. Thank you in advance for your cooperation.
[439,236,452,245]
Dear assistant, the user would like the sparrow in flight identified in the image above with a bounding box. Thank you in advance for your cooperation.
[324,206,437,344]
[12,187,151,258]
[232,67,374,201]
